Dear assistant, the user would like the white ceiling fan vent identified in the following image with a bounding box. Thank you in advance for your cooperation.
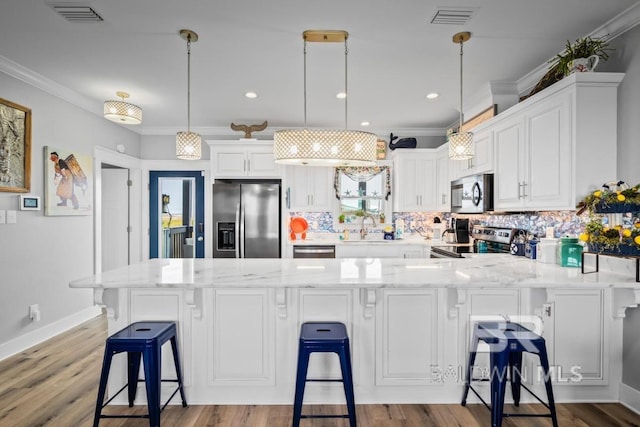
[430,7,477,25]
[49,3,104,22]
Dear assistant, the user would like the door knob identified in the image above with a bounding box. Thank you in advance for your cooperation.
[197,236,204,242]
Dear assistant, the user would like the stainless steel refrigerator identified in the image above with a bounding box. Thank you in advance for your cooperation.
[212,180,281,258]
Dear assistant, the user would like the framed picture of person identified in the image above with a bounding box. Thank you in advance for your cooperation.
[0,97,31,193]
[43,146,93,216]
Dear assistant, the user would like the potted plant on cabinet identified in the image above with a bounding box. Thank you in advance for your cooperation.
[521,36,613,100]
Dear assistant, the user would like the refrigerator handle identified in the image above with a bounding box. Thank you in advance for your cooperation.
[240,203,246,258]
[235,203,241,258]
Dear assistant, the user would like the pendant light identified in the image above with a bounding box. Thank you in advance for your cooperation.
[103,91,142,125]
[449,31,474,160]
[273,30,377,166]
[176,29,202,160]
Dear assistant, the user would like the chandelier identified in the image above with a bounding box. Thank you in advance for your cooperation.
[103,91,142,125]
[273,30,377,166]
[449,31,474,160]
[176,29,202,160]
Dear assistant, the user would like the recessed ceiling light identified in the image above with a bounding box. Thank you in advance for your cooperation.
[336,92,347,99]
[360,121,370,126]
[426,92,439,99]
[245,91,258,99]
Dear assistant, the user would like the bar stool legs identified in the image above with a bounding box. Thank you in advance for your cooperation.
[93,321,187,427]
[292,322,356,427]
[461,321,558,427]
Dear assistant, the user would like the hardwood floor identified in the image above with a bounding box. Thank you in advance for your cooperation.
[1,314,640,426]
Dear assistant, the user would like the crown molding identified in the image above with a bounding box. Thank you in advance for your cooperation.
[517,1,640,95]
[0,54,101,115]
[140,125,447,138]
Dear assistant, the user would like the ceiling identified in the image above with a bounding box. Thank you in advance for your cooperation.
[0,0,638,139]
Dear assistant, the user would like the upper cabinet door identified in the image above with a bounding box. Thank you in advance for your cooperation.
[393,151,436,212]
[494,116,526,210]
[286,166,332,211]
[209,142,281,179]
[525,93,572,209]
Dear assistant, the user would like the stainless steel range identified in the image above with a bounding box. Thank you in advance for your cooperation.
[472,226,525,254]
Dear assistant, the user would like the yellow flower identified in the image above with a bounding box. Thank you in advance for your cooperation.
[635,222,640,229]
[593,190,602,197]
[579,233,589,242]
[614,225,622,230]
[623,229,632,238]
[617,194,626,202]
[635,235,640,245]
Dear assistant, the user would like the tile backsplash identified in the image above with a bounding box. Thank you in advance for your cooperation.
[288,211,587,238]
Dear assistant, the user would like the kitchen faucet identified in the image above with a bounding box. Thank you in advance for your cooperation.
[360,214,377,240]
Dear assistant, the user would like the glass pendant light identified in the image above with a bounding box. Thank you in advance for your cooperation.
[176,29,202,160]
[449,31,474,160]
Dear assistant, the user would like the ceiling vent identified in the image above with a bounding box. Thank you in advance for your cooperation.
[430,7,477,25]
[49,3,104,22]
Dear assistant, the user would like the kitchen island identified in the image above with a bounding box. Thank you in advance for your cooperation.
[70,255,640,405]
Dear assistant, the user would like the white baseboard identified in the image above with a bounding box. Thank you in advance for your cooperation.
[0,305,102,361]
[620,382,640,415]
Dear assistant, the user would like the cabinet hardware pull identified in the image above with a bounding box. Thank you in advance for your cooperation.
[522,182,528,198]
[544,304,552,317]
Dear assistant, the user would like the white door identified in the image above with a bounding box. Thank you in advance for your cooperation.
[101,166,129,271]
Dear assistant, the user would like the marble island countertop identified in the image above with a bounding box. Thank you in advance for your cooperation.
[70,254,639,290]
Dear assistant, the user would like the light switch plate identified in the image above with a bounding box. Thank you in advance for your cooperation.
[0,210,5,224]
[6,210,16,224]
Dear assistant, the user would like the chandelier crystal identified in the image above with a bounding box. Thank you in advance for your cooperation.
[449,31,474,160]
[274,30,377,167]
[176,29,202,160]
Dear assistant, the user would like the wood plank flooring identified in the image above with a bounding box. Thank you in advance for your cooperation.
[1,314,640,426]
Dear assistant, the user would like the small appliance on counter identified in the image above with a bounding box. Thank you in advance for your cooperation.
[454,218,470,244]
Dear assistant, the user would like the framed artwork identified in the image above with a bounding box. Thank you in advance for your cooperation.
[44,146,93,216]
[0,97,31,193]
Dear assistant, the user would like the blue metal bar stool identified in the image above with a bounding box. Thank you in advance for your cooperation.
[461,321,558,427]
[292,322,356,427]
[93,321,187,427]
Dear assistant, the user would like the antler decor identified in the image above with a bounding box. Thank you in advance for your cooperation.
[230,120,268,139]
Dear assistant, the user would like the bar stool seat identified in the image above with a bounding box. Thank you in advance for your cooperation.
[292,322,356,427]
[461,321,558,427]
[93,321,187,427]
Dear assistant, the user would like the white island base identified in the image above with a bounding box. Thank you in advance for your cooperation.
[71,256,640,406]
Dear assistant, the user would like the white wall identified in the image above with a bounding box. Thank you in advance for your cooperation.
[0,73,140,356]
[602,22,640,391]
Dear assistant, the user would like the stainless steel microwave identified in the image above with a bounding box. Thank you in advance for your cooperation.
[450,173,494,213]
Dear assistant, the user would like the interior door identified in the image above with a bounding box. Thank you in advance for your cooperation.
[149,171,205,258]
[101,165,129,271]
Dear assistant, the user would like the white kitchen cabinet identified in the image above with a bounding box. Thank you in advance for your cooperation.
[208,141,281,179]
[286,165,332,211]
[450,128,494,180]
[210,289,275,385]
[543,289,608,385]
[494,92,572,210]
[492,73,623,211]
[435,144,451,211]
[392,150,436,212]
[376,289,440,385]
